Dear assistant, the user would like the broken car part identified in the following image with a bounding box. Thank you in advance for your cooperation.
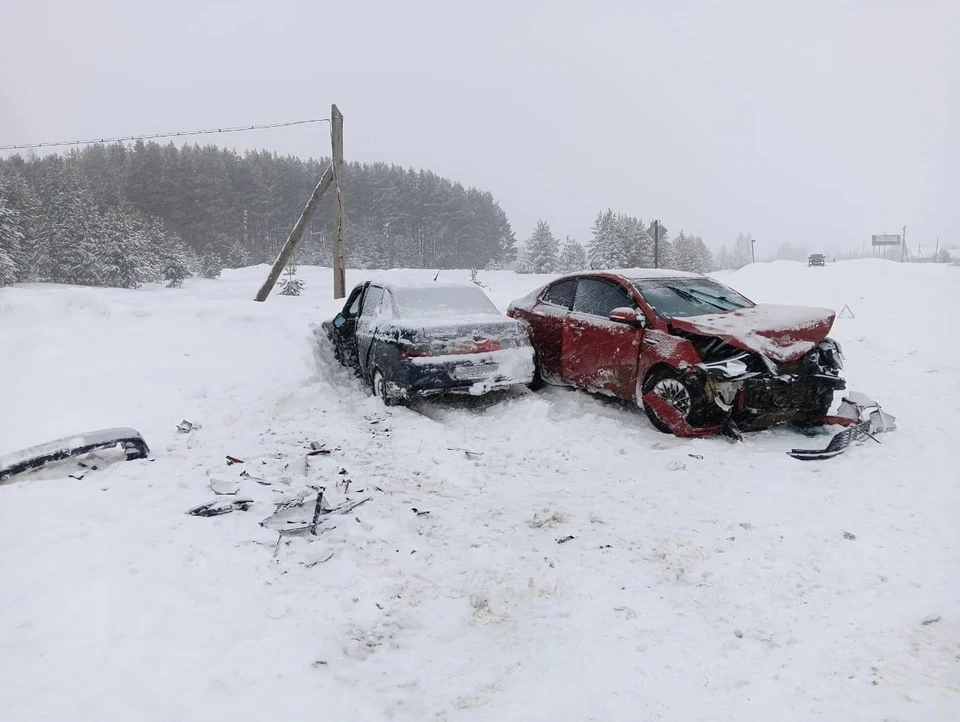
[0,427,150,481]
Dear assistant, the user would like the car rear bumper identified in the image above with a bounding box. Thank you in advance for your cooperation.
[397,346,536,397]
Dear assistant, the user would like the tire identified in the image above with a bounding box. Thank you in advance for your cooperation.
[641,366,715,434]
[372,369,403,407]
[527,353,546,392]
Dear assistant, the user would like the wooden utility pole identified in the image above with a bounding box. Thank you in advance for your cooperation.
[331,104,346,299]
[254,103,346,302]
[900,225,907,262]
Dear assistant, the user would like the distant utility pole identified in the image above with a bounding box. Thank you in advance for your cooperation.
[900,225,907,262]
[254,104,346,302]
[751,239,756,263]
[653,220,660,268]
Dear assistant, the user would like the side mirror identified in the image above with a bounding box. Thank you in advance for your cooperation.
[333,313,346,329]
[609,307,644,327]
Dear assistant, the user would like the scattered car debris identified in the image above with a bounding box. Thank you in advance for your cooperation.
[209,478,241,496]
[68,473,86,481]
[311,660,328,668]
[240,470,270,485]
[448,447,484,458]
[303,552,335,568]
[788,393,896,461]
[842,531,857,541]
[734,629,744,638]
[557,535,576,544]
[921,615,942,626]
[411,507,430,516]
[688,454,704,460]
[177,420,202,433]
[260,496,371,534]
[187,498,253,517]
[0,427,151,481]
[225,455,245,465]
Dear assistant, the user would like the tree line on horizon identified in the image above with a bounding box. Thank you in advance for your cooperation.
[0,141,518,288]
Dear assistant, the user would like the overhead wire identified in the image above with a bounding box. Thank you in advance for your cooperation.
[0,118,330,151]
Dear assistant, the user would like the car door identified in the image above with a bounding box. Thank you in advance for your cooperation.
[562,277,644,398]
[355,284,384,374]
[525,278,578,383]
[334,283,367,368]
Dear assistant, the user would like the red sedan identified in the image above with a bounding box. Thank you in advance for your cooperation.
[507,270,846,437]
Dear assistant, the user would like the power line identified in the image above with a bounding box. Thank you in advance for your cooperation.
[0,118,330,151]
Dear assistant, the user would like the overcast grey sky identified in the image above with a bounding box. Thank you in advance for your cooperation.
[2,0,956,254]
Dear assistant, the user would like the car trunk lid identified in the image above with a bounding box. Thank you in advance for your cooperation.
[398,315,529,358]
[670,303,836,362]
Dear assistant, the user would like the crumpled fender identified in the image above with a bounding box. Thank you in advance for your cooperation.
[641,391,723,438]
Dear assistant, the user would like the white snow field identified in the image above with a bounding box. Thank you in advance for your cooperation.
[1,260,958,722]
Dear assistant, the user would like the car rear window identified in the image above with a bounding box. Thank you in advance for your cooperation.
[572,278,635,318]
[541,279,577,309]
[393,286,499,318]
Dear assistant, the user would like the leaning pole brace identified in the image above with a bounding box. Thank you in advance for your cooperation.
[254,104,344,302]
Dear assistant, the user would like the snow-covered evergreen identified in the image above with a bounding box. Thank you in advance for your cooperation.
[671,231,715,273]
[588,210,629,269]
[279,264,304,296]
[559,236,587,272]
[0,192,24,286]
[522,220,561,274]
[200,252,223,279]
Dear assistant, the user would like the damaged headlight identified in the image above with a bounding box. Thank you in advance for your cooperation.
[696,354,759,380]
[817,338,844,371]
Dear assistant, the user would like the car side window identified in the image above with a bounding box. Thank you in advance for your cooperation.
[572,278,635,318]
[345,287,364,317]
[361,286,384,318]
[541,279,577,310]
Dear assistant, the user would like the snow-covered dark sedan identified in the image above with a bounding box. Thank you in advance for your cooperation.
[323,280,535,404]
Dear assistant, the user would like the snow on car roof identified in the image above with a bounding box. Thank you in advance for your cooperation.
[374,279,483,291]
[601,268,705,280]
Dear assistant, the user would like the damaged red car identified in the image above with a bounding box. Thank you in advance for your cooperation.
[507,270,846,437]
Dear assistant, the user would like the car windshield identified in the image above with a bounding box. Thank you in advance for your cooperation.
[632,278,753,319]
[393,285,500,319]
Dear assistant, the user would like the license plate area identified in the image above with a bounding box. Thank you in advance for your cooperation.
[452,363,497,380]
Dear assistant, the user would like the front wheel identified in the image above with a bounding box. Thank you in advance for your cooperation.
[640,366,715,434]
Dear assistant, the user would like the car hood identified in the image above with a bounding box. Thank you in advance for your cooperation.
[670,303,836,362]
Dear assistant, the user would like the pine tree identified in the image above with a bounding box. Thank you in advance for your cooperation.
[559,236,587,272]
[225,240,251,269]
[523,220,560,274]
[279,264,304,296]
[200,251,222,279]
[733,233,754,268]
[588,210,628,269]
[671,231,715,273]
[0,194,24,286]
[97,206,152,288]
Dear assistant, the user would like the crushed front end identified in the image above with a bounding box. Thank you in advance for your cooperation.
[690,335,846,432]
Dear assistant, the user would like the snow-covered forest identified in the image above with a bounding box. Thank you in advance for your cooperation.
[515,212,718,275]
[0,143,518,288]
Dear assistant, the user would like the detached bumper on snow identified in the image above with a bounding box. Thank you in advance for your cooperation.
[395,346,536,398]
[0,427,151,481]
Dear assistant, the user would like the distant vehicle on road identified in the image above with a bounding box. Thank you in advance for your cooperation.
[507,269,845,437]
[808,254,826,267]
[324,281,535,404]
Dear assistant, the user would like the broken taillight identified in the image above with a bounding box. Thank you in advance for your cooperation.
[448,338,502,355]
[399,341,432,359]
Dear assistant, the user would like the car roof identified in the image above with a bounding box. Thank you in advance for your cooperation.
[549,268,704,283]
[364,279,485,292]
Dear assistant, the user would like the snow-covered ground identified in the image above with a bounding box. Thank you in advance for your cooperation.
[1,260,958,721]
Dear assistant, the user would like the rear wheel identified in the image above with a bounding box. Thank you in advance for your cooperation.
[641,366,714,434]
[372,369,403,407]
